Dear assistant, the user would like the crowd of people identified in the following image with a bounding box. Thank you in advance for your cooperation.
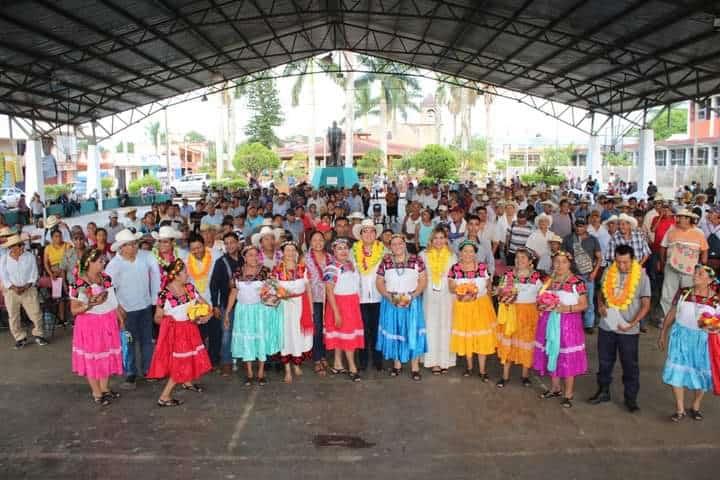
[0,178,719,421]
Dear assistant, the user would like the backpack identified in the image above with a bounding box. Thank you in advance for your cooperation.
[572,235,594,274]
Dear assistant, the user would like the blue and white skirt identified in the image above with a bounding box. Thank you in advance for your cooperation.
[662,323,712,391]
[376,297,427,363]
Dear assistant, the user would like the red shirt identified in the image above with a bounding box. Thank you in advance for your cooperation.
[651,215,675,252]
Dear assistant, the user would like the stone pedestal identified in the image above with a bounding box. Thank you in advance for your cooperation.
[311,167,360,189]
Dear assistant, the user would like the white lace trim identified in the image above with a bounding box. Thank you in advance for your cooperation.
[534,342,585,354]
[379,327,426,342]
[451,328,495,337]
[325,329,365,340]
[665,361,711,377]
[498,337,535,350]
[72,347,121,360]
[172,344,206,358]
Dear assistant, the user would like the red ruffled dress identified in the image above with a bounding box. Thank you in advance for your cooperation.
[147,284,212,383]
[323,261,365,351]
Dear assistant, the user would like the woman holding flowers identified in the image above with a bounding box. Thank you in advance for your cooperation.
[658,264,719,421]
[495,247,544,387]
[225,245,282,386]
[147,259,213,407]
[533,251,588,408]
[323,238,364,381]
[448,241,497,381]
[419,227,456,374]
[376,234,428,381]
[69,248,124,406]
[273,241,313,383]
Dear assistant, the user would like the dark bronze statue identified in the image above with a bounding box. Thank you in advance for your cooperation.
[327,121,343,167]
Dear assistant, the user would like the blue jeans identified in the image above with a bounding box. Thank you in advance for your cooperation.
[220,306,233,365]
[579,273,595,328]
[124,306,155,377]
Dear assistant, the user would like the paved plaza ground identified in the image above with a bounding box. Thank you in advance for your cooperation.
[0,324,717,479]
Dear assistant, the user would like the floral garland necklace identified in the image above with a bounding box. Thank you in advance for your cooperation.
[602,260,642,311]
[152,245,179,268]
[187,248,212,293]
[427,246,452,288]
[352,241,384,275]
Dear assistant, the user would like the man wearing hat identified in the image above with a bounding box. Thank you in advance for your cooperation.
[105,229,161,388]
[104,211,125,244]
[658,209,708,321]
[447,206,467,250]
[0,234,48,348]
[371,203,389,230]
[605,214,651,268]
[352,219,385,372]
[575,197,591,222]
[563,217,602,333]
[537,232,563,274]
[125,208,142,232]
[433,205,450,230]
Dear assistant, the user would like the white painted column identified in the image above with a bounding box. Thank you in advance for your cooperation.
[638,128,656,195]
[344,52,354,168]
[24,137,44,202]
[587,134,602,185]
[87,142,103,211]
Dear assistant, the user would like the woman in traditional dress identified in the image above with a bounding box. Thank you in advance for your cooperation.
[147,259,213,407]
[69,248,124,406]
[253,226,282,270]
[659,264,718,421]
[151,226,183,288]
[420,227,456,374]
[376,234,428,381]
[495,247,543,387]
[323,238,364,381]
[306,230,331,376]
[448,240,497,381]
[224,245,282,386]
[533,251,588,408]
[273,241,313,383]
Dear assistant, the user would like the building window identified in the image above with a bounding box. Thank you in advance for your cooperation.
[714,97,720,118]
[576,153,587,166]
[713,146,719,166]
[695,147,708,166]
[670,149,686,166]
[655,150,667,167]
[697,99,712,120]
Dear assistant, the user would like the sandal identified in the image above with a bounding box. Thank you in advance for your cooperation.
[431,368,442,376]
[101,390,121,400]
[479,373,489,383]
[521,377,531,387]
[688,409,704,421]
[93,395,111,407]
[496,378,507,389]
[671,411,686,422]
[349,372,362,382]
[329,367,347,376]
[157,398,183,407]
[411,371,422,382]
[561,397,574,408]
[257,377,267,386]
[181,383,205,393]
[314,361,327,377]
[539,390,562,399]
[440,368,449,375]
[389,368,402,377]
[463,369,472,377]
[243,377,254,387]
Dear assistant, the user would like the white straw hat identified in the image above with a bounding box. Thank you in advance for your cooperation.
[110,228,142,252]
[151,226,183,240]
[352,218,382,240]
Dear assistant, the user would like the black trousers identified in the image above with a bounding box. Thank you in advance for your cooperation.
[200,316,223,366]
[597,328,640,401]
[359,302,383,370]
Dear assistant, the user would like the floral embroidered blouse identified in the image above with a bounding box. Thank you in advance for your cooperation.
[306,250,333,303]
[447,262,489,279]
[376,254,426,277]
[233,266,270,283]
[156,283,199,308]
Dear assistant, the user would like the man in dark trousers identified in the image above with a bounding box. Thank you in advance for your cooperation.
[591,244,650,413]
[210,232,244,376]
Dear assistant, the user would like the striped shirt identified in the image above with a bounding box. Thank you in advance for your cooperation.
[507,222,534,254]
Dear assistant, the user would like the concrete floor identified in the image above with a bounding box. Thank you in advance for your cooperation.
[0,325,718,480]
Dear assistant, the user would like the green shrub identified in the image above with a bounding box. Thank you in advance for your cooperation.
[45,184,73,201]
[520,173,565,186]
[128,175,162,195]
[209,178,249,190]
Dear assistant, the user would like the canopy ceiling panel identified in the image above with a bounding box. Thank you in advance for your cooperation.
[0,0,717,126]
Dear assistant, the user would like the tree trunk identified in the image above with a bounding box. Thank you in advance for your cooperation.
[380,93,389,171]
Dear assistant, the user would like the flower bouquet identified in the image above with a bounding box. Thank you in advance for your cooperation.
[260,279,286,307]
[537,291,560,311]
[699,312,720,333]
[455,283,478,302]
[188,302,211,321]
[390,292,412,308]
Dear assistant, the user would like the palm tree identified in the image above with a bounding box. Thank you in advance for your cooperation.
[145,120,160,154]
[355,56,422,169]
[482,84,496,170]
[284,59,318,171]
[352,82,379,130]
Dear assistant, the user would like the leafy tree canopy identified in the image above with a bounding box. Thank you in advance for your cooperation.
[232,142,280,178]
[411,144,458,181]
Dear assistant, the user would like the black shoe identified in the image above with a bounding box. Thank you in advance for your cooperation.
[588,386,611,405]
[35,336,49,346]
[584,327,595,335]
[120,375,137,390]
[14,338,27,349]
[625,399,640,413]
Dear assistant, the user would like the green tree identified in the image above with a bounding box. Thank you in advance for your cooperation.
[356,148,383,178]
[244,78,283,147]
[145,120,160,154]
[185,130,206,143]
[605,151,633,166]
[541,145,574,167]
[126,142,135,154]
[412,144,458,181]
[232,142,280,178]
[128,175,161,195]
[284,152,308,179]
[452,137,488,175]
[651,108,687,141]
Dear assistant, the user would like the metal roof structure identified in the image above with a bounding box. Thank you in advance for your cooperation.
[1,0,718,135]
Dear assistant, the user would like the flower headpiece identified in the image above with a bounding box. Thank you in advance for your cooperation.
[457,240,479,253]
[515,246,538,261]
[78,248,104,275]
[242,245,259,257]
[279,240,298,252]
[331,238,351,250]
[164,258,185,281]
[551,250,573,260]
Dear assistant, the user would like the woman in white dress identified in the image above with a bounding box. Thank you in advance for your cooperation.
[272,241,313,383]
[526,213,553,273]
[420,228,456,374]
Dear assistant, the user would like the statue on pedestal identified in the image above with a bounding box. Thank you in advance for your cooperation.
[327,121,343,167]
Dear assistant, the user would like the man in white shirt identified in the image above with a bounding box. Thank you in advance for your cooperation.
[0,234,47,348]
[200,203,223,226]
[272,193,291,216]
[179,197,194,219]
[106,229,160,388]
[104,211,125,244]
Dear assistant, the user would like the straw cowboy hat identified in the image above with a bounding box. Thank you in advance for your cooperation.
[540,200,557,209]
[1,233,24,249]
[352,218,382,240]
[151,225,183,241]
[110,228,142,252]
[617,213,638,229]
[348,212,365,221]
[125,208,138,217]
[0,226,17,237]
[602,214,619,225]
[675,208,699,219]
[548,232,563,244]
[534,213,553,227]
[45,215,60,229]
[199,223,220,232]
[251,226,280,247]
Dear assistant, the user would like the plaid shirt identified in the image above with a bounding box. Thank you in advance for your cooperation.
[604,230,651,266]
